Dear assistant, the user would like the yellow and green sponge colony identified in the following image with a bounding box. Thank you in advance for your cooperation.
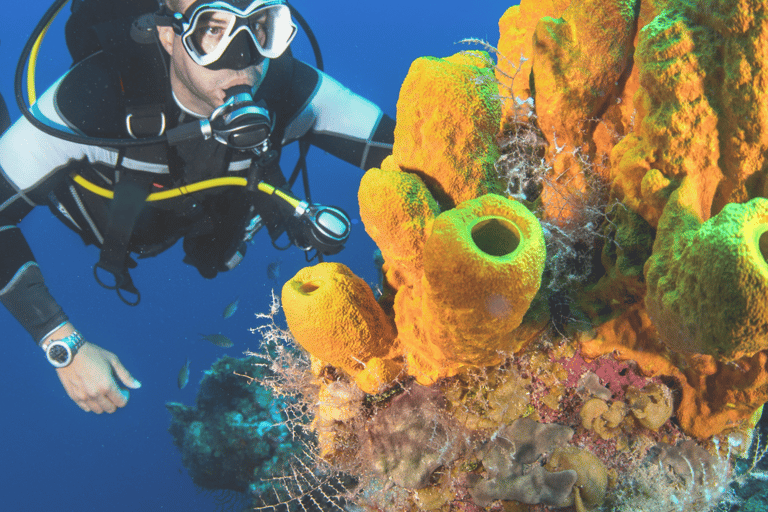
[281,49,547,389]
[392,51,504,208]
[645,179,768,360]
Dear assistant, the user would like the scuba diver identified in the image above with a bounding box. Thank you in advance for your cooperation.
[0,0,395,414]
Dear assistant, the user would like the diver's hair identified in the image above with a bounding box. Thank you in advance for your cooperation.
[164,0,184,12]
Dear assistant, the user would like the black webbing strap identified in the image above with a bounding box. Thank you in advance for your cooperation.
[93,171,153,305]
[287,136,312,204]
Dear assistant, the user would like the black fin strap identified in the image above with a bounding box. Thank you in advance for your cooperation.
[93,172,152,306]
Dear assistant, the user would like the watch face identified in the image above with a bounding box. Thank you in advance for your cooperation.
[49,344,69,364]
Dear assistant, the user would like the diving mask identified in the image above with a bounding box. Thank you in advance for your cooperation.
[157,0,297,70]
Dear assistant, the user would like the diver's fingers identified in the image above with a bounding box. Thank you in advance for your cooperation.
[63,384,92,413]
[107,353,142,390]
[103,382,129,412]
[67,377,108,414]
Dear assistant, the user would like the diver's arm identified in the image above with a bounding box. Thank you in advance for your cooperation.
[282,66,395,170]
[39,320,141,414]
[1,164,141,413]
[0,114,69,344]
[0,79,117,345]
[0,223,69,344]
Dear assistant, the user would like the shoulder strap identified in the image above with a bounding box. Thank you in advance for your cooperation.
[94,14,171,138]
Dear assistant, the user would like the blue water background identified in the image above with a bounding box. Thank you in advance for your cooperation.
[0,1,519,510]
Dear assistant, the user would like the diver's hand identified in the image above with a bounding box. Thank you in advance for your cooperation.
[55,341,142,414]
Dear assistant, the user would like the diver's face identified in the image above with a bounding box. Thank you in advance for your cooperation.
[157,0,267,117]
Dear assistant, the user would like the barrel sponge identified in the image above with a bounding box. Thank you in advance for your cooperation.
[645,197,768,359]
[358,159,440,290]
[281,262,396,375]
[417,194,546,369]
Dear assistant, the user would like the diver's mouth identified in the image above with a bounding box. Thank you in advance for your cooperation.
[214,83,251,105]
[213,61,264,105]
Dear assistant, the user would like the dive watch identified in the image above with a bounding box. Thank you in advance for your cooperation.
[45,330,86,368]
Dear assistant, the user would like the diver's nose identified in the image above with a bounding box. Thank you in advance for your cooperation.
[207,31,263,71]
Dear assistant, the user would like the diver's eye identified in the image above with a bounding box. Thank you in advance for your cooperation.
[249,14,268,47]
[253,23,266,46]
[190,12,230,55]
[193,25,226,54]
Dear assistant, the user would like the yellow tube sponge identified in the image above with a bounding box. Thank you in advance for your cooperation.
[282,262,396,376]
[645,177,768,360]
[402,194,546,384]
[358,159,440,290]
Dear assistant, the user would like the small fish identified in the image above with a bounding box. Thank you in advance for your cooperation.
[200,333,234,348]
[222,297,240,319]
[267,259,282,281]
[178,358,190,390]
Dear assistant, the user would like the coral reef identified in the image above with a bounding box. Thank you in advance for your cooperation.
[166,356,302,501]
[284,51,547,387]
[469,419,579,508]
[171,0,768,510]
[362,384,464,490]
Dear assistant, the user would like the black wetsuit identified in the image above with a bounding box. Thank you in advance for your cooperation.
[0,49,394,343]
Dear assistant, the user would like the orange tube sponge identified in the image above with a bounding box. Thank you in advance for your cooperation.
[645,178,768,360]
[281,262,396,378]
[393,52,503,208]
[403,194,546,384]
[496,1,571,124]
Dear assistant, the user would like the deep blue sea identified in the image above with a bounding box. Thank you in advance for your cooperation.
[0,1,520,510]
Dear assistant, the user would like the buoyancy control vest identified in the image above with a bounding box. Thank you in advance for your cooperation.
[20,0,335,305]
[51,0,306,304]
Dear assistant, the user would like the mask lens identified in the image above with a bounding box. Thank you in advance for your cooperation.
[182,3,296,68]
[248,12,269,49]
[187,10,235,59]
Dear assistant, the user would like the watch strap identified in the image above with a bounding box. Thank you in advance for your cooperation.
[45,330,86,367]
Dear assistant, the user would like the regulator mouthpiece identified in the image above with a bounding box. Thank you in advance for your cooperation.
[204,85,273,153]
